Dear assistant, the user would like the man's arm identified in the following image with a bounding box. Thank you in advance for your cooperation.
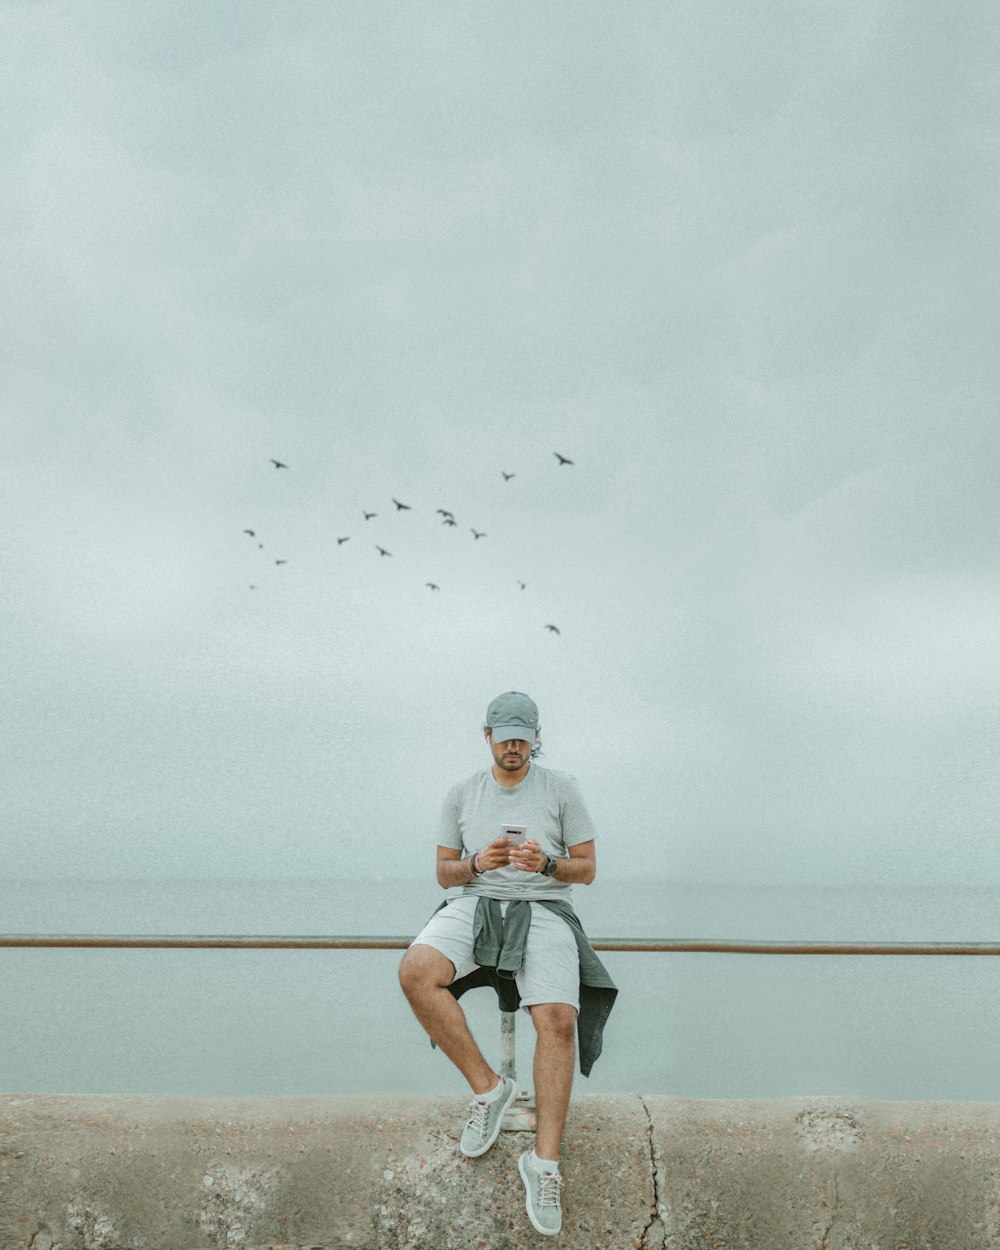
[508,838,596,884]
[436,845,473,888]
[564,839,597,884]
[436,838,514,888]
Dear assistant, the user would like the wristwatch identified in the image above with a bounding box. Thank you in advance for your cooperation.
[541,854,559,877]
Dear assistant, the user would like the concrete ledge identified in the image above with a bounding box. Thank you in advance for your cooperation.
[1,1094,998,1249]
[646,1097,1000,1250]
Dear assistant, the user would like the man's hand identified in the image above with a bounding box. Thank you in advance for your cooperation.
[475,836,516,872]
[508,838,548,873]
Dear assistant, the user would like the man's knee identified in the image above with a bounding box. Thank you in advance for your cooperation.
[530,1002,578,1044]
[398,944,454,999]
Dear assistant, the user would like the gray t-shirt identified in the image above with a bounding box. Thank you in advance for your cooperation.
[438,764,597,900]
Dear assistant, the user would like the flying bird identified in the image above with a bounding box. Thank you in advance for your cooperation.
[376,546,392,557]
[275,559,288,565]
[363,511,377,520]
[392,498,411,511]
[554,452,573,466]
[502,472,515,481]
[545,624,561,634]
[270,459,288,469]
[425,583,440,591]
[243,529,256,537]
[518,581,526,590]
[470,529,486,540]
[442,517,457,527]
[436,509,455,519]
[337,536,350,545]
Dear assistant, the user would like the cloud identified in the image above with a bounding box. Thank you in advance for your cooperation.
[2,1,998,890]
[784,572,1000,718]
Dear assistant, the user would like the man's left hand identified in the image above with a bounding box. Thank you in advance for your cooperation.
[508,839,547,873]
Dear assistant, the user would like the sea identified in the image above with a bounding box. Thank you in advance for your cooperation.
[1,877,998,1102]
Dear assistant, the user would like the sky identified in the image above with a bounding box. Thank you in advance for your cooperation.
[3,0,998,887]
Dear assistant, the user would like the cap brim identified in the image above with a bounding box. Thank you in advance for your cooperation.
[490,725,537,744]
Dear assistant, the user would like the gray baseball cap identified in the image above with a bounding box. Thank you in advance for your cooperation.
[485,691,539,743]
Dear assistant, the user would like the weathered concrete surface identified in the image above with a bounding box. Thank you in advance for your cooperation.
[0,1093,653,1250]
[1,1094,998,1250]
[646,1097,1000,1250]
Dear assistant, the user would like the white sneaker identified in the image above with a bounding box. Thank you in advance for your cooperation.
[459,1076,517,1157]
[518,1151,562,1235]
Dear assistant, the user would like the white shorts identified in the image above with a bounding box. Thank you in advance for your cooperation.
[410,895,580,1013]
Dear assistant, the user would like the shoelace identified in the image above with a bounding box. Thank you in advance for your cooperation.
[537,1171,562,1208]
[465,1098,490,1139]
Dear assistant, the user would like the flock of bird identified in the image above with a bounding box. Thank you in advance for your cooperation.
[243,452,576,635]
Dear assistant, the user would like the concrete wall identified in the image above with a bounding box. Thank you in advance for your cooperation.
[1,1093,999,1250]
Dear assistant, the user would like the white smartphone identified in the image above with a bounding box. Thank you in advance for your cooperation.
[502,824,527,845]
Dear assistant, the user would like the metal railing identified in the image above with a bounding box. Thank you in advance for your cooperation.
[1,934,998,954]
[4,932,997,1127]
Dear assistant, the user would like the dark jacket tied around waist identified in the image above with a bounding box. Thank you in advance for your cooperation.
[431,895,618,1077]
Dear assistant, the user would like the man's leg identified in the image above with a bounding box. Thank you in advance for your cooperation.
[517,1002,575,1236]
[398,944,498,1095]
[529,1002,577,1161]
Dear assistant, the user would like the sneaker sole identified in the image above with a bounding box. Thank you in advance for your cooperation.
[518,1152,561,1236]
[460,1077,518,1157]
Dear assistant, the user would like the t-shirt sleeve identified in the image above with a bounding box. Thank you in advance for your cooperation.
[560,775,598,846]
[437,784,464,850]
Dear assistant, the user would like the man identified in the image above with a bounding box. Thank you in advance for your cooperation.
[398,690,616,1237]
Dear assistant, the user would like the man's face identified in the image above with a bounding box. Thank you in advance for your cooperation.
[487,732,533,773]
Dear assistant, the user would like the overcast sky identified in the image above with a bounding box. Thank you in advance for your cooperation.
[3,0,998,887]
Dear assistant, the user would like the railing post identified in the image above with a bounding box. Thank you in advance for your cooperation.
[499,1009,536,1130]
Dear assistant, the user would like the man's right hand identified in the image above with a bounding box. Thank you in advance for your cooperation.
[474,836,514,873]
